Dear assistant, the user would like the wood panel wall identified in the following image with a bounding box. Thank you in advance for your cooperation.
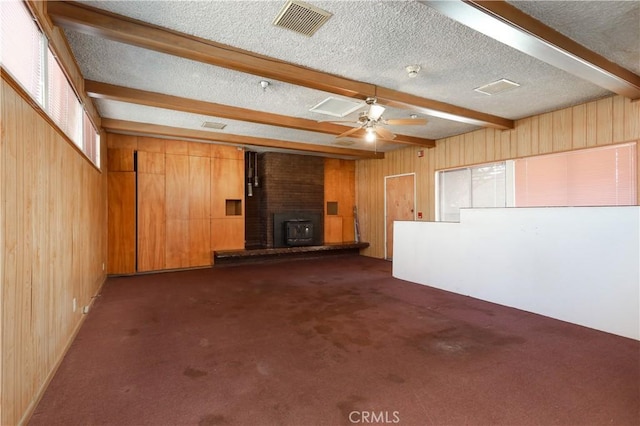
[1,75,107,425]
[107,134,245,273]
[356,95,640,259]
[324,158,356,243]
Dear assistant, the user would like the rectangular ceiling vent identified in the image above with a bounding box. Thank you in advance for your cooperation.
[273,0,333,37]
[201,121,227,130]
[310,97,364,118]
[474,78,521,96]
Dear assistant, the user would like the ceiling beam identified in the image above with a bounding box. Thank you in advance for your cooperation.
[101,119,385,159]
[85,80,436,148]
[47,1,513,130]
[421,0,640,100]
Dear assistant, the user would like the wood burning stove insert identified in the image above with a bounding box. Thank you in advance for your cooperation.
[284,219,314,246]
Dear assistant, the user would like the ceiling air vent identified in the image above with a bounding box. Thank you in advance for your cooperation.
[273,0,333,37]
[201,121,227,130]
[310,97,364,118]
[474,78,520,96]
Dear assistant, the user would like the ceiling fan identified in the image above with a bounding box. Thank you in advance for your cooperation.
[332,97,428,142]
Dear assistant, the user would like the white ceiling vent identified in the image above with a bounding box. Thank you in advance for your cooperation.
[273,0,333,37]
[201,121,227,130]
[309,97,364,117]
[474,78,521,96]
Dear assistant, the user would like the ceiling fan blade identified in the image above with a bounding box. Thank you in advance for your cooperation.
[374,126,395,140]
[336,126,363,139]
[385,118,428,126]
[368,104,386,121]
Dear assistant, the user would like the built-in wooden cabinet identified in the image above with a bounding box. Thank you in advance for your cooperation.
[324,158,356,243]
[107,134,245,273]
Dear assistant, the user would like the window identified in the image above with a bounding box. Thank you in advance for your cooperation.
[515,143,636,207]
[0,0,44,104]
[1,0,101,168]
[436,143,637,222]
[437,162,508,222]
[48,48,83,147]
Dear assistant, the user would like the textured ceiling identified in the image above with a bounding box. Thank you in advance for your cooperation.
[60,0,638,157]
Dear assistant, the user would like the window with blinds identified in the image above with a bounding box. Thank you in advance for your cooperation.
[515,143,637,207]
[437,162,507,222]
[1,0,101,168]
[0,0,44,105]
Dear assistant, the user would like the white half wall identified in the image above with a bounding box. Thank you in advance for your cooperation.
[392,207,640,340]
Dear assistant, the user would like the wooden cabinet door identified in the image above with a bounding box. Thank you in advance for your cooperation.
[107,171,136,274]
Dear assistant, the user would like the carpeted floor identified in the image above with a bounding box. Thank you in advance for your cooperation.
[30,255,639,425]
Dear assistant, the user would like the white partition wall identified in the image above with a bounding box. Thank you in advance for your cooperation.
[393,207,640,340]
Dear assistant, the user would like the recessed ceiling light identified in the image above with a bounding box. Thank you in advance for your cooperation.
[474,78,520,96]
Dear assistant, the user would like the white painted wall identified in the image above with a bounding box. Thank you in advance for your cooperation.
[392,207,640,340]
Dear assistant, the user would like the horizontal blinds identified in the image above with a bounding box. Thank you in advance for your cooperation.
[0,0,44,104]
[515,143,637,207]
[48,49,83,147]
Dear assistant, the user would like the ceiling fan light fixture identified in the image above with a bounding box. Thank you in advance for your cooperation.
[365,127,376,143]
[368,104,386,121]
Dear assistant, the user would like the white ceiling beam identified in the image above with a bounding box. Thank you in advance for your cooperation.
[420,0,640,100]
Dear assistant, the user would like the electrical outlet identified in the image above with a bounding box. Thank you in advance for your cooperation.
[83,305,90,314]
[73,298,77,313]
[102,262,105,271]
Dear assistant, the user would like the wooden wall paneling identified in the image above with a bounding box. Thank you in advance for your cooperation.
[189,219,211,266]
[188,141,210,157]
[211,158,244,218]
[538,113,553,154]
[552,108,572,152]
[586,101,598,147]
[107,172,136,274]
[473,131,486,163]
[189,156,211,266]
[165,154,190,268]
[165,139,189,155]
[106,148,134,171]
[325,216,343,243]
[612,96,626,143]
[165,154,190,220]
[2,79,107,425]
[623,97,640,141]
[463,133,475,165]
[572,104,587,149]
[137,173,166,272]
[517,118,532,157]
[596,97,614,145]
[210,218,245,252]
[500,130,512,160]
[189,156,211,220]
[137,151,165,175]
[106,133,137,149]
[211,144,244,160]
[485,128,496,161]
[137,136,165,153]
[165,219,190,269]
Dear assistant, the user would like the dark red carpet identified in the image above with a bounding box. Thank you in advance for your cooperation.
[30,255,639,425]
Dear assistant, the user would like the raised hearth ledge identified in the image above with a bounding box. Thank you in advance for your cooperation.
[213,242,369,265]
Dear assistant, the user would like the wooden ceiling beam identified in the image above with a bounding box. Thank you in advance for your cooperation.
[101,119,385,159]
[47,1,514,130]
[85,80,436,148]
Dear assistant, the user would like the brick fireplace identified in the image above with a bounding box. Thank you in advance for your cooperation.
[245,152,324,249]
